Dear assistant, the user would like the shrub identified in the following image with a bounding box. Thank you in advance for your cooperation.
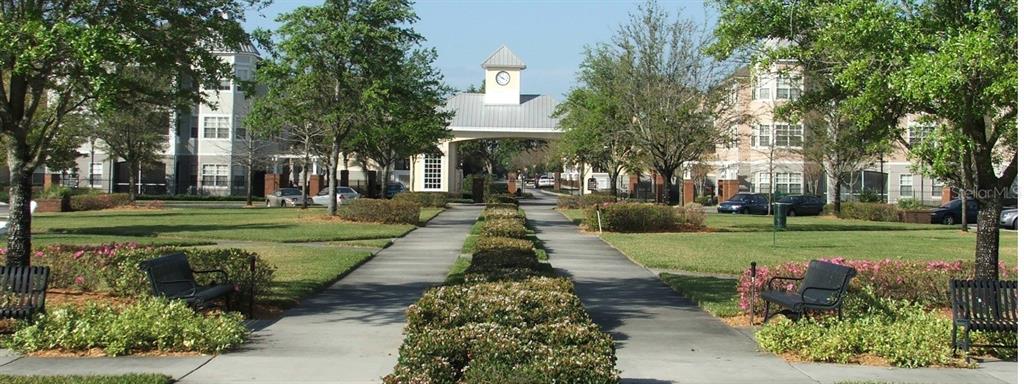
[857,189,884,203]
[407,277,584,330]
[897,198,924,210]
[583,202,677,232]
[483,207,525,224]
[737,257,1016,314]
[755,291,952,368]
[694,195,714,206]
[69,193,131,211]
[484,202,517,210]
[556,194,617,209]
[0,374,172,384]
[392,192,448,208]
[471,249,538,270]
[480,218,528,239]
[835,202,901,222]
[473,236,533,254]
[5,297,247,356]
[677,202,707,227]
[485,194,518,205]
[338,198,419,225]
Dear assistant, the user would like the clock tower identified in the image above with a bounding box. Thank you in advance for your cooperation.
[482,45,526,105]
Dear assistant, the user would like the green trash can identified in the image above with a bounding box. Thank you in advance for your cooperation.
[773,203,791,229]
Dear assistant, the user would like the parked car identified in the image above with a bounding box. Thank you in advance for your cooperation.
[312,186,360,206]
[1000,208,1018,230]
[930,198,979,224]
[266,188,308,207]
[717,192,770,214]
[772,195,826,216]
[525,179,537,188]
[384,182,406,199]
[536,175,555,188]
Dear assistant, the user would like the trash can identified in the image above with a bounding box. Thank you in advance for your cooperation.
[773,203,791,230]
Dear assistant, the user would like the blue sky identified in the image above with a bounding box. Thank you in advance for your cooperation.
[244,1,717,100]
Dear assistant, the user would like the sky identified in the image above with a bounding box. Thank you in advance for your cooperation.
[243,0,718,100]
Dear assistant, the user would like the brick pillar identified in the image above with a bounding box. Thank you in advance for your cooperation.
[308,175,324,196]
[507,172,517,194]
[653,171,666,202]
[553,172,561,191]
[629,174,638,195]
[264,174,283,196]
[721,180,740,200]
[941,186,954,204]
[42,173,55,191]
[682,179,695,204]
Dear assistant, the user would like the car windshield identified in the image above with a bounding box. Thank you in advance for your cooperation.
[729,194,751,202]
[281,189,301,196]
[940,200,960,209]
[339,187,355,194]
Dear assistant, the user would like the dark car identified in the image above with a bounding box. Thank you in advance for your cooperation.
[717,192,770,214]
[772,195,826,216]
[384,182,407,199]
[930,198,979,225]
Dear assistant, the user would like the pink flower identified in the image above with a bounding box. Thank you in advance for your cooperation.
[74,276,85,286]
[73,250,85,260]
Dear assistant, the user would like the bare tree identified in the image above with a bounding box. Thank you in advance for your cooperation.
[231,128,274,206]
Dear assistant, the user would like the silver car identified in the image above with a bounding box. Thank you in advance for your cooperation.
[312,186,360,206]
[265,188,308,207]
[1000,208,1017,230]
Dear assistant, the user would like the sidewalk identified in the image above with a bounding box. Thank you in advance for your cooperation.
[521,191,1016,384]
[0,205,482,383]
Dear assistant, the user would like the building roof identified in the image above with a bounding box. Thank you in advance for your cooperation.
[481,45,527,69]
[444,93,559,132]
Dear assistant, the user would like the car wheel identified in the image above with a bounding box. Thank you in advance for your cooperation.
[740,208,749,214]
[1014,219,1018,230]
[942,215,955,225]
[280,201,286,208]
[787,209,796,217]
[266,200,271,207]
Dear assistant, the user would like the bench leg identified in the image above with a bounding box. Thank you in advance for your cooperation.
[951,324,958,354]
[762,302,771,323]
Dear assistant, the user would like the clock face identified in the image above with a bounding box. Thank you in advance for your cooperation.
[495,71,511,86]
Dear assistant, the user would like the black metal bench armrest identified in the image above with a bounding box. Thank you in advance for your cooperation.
[765,276,803,290]
[800,286,843,307]
[192,269,229,284]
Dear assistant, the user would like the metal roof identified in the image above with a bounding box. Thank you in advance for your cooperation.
[444,93,559,132]
[480,45,527,69]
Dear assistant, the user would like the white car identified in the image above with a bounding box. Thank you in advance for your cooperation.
[312,186,360,206]
[537,176,555,188]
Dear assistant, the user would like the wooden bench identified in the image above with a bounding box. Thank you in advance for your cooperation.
[138,253,235,310]
[0,265,50,320]
[761,260,857,322]
[950,279,1017,354]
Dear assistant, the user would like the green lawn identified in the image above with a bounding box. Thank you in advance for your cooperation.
[33,208,416,243]
[659,274,742,317]
[561,209,1018,275]
[240,243,376,307]
[0,375,171,384]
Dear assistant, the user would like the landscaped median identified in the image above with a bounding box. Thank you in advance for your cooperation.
[385,200,619,383]
[557,202,1019,368]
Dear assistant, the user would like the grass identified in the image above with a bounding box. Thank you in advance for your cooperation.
[659,273,742,317]
[419,207,444,226]
[560,209,1018,275]
[236,243,376,308]
[0,375,171,384]
[33,208,415,243]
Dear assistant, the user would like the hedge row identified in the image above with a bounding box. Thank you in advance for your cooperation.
[580,202,707,232]
[385,205,619,383]
[392,192,448,208]
[835,202,902,222]
[556,193,617,209]
[338,199,420,225]
[69,193,131,211]
[485,194,518,205]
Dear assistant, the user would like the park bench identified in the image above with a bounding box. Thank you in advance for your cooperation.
[950,279,1017,354]
[138,253,235,310]
[761,260,857,322]
[0,265,50,320]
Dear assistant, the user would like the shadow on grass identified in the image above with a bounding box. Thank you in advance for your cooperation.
[659,274,741,317]
[48,223,290,237]
[715,223,950,233]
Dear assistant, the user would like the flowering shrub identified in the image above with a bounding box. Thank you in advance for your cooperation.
[337,198,419,225]
[737,257,1017,314]
[677,202,707,227]
[480,218,529,239]
[582,202,677,232]
[484,202,518,210]
[5,297,247,356]
[69,193,131,211]
[485,194,518,205]
[392,192,448,208]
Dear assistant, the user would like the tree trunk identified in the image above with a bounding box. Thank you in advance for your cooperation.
[327,138,340,215]
[831,176,842,215]
[974,197,1001,279]
[6,166,33,267]
[300,155,309,210]
[609,167,621,201]
[960,193,968,232]
[657,168,675,205]
[245,166,253,206]
[128,160,138,202]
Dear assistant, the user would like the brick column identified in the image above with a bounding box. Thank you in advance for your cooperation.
[308,175,324,196]
[682,179,695,204]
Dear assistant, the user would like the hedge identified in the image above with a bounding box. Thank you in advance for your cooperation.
[480,218,529,239]
[4,297,247,356]
[338,198,419,225]
[583,202,677,232]
[835,202,901,222]
[482,207,525,224]
[135,195,250,201]
[485,194,518,205]
[556,194,617,209]
[69,193,131,211]
[392,192,448,208]
[470,249,538,270]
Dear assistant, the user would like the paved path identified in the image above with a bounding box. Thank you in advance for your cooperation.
[522,190,1016,384]
[0,205,481,384]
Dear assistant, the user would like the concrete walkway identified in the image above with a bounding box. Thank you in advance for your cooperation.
[0,205,481,383]
[522,190,1016,384]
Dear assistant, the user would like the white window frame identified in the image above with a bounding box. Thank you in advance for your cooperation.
[202,164,230,188]
[203,116,230,139]
[899,174,913,197]
[774,123,803,148]
[423,154,442,190]
[908,124,936,147]
[757,173,771,193]
[931,179,944,197]
[775,75,802,100]
[89,162,103,188]
[775,172,803,195]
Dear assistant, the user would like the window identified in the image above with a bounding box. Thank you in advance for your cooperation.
[754,124,771,147]
[423,154,441,190]
[725,125,739,148]
[774,124,803,147]
[931,179,944,197]
[189,116,199,139]
[218,78,231,91]
[756,78,771,100]
[203,116,230,139]
[234,116,246,139]
[89,162,103,188]
[908,125,935,146]
[899,174,913,197]
[202,164,230,187]
[776,75,801,100]
[775,173,803,194]
[394,158,410,171]
[757,173,771,193]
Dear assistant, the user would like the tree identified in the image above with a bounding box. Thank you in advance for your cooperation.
[459,139,544,177]
[709,0,1017,279]
[605,1,735,204]
[232,126,274,206]
[1,0,254,266]
[94,102,169,202]
[555,88,637,199]
[253,0,420,215]
[347,49,452,197]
